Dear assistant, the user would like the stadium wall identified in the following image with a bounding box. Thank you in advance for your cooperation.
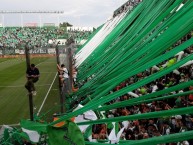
[0,48,57,55]
[0,54,55,58]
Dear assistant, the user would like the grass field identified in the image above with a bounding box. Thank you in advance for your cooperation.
[0,57,61,125]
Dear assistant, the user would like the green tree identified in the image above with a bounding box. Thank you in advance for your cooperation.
[59,22,73,28]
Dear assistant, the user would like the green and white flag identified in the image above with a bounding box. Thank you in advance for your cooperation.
[20,120,47,143]
[108,122,124,144]
[74,104,97,133]
[21,128,40,143]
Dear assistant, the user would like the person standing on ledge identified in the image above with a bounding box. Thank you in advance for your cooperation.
[25,64,40,96]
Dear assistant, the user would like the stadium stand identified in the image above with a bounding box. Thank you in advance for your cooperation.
[0,27,92,50]
[1,0,193,145]
[67,29,92,44]
[70,0,193,144]
[90,32,193,143]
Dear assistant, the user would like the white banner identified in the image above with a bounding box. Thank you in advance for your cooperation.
[19,50,25,54]
[56,39,67,45]
[29,48,47,54]
[15,49,20,54]
[47,48,56,54]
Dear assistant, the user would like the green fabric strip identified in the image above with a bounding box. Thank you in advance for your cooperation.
[77,106,193,125]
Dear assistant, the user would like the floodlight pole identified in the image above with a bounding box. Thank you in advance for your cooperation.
[25,44,34,121]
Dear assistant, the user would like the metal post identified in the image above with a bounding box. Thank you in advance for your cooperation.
[55,42,64,113]
[68,44,73,93]
[25,45,34,121]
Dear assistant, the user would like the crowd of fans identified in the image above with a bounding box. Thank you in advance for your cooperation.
[0,27,65,49]
[0,15,192,145]
[88,32,193,144]
[67,29,92,44]
[0,27,92,50]
[113,0,142,17]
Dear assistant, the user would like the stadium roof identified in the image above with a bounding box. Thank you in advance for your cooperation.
[0,10,64,14]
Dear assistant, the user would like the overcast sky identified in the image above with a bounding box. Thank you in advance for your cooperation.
[0,0,128,28]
